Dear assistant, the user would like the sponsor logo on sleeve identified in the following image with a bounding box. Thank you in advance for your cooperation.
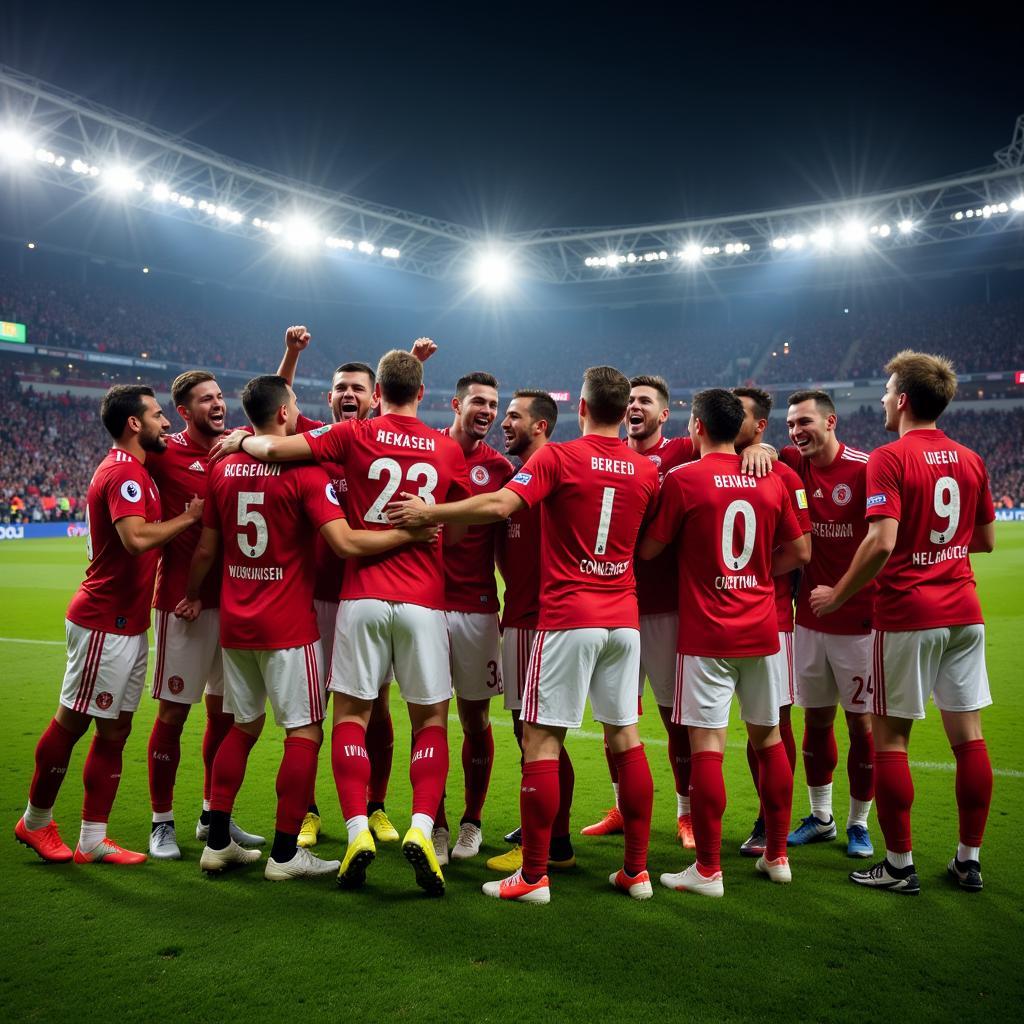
[796,488,808,509]
[832,483,852,506]
[866,493,887,508]
[120,479,142,502]
[512,471,532,485]
[309,425,331,437]
[325,482,340,505]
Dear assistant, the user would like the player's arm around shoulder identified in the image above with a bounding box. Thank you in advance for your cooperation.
[112,469,205,556]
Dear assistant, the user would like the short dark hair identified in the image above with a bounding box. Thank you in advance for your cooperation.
[456,371,498,399]
[101,385,155,439]
[582,366,631,426]
[377,350,423,406]
[334,361,375,385]
[787,388,835,415]
[885,349,958,421]
[241,375,291,429]
[732,386,773,422]
[692,388,745,444]
[171,370,218,408]
[630,375,670,407]
[513,388,558,437]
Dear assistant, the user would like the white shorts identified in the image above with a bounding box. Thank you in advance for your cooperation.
[674,652,782,730]
[522,627,640,729]
[795,625,873,713]
[223,642,326,729]
[59,619,148,720]
[315,599,339,676]
[151,608,224,704]
[872,625,991,721]
[447,611,502,701]
[639,612,678,708]
[767,631,795,709]
[501,626,536,712]
[331,599,451,706]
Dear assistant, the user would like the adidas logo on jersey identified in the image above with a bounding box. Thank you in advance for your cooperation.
[813,488,824,498]
[188,460,205,472]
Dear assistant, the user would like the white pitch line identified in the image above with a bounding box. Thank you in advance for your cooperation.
[3,640,1019,779]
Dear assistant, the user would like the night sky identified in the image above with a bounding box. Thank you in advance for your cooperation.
[3,3,1021,233]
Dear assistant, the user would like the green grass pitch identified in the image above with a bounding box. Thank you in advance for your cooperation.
[1,529,1022,1023]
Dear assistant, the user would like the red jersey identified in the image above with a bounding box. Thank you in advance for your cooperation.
[305,414,472,609]
[67,449,162,636]
[781,443,876,635]
[505,434,659,631]
[771,459,812,632]
[865,429,994,631]
[148,430,224,612]
[496,493,543,630]
[204,454,344,649]
[441,431,514,614]
[631,435,696,617]
[647,452,804,658]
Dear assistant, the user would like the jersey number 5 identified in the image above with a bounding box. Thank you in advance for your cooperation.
[365,458,438,524]
[237,491,268,558]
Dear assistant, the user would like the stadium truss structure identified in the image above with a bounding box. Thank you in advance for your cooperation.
[1,64,1022,287]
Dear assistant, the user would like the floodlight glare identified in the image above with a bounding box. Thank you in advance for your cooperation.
[151,183,170,201]
[840,221,867,247]
[898,219,914,234]
[103,165,140,193]
[811,228,834,249]
[0,129,33,161]
[474,251,513,290]
[1011,197,1024,212]
[282,216,321,251]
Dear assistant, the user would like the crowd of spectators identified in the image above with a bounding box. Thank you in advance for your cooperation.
[4,272,1022,395]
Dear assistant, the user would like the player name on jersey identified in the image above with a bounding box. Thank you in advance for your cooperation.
[223,463,282,478]
[376,429,436,451]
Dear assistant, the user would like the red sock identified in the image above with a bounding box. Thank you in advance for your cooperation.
[847,727,875,802]
[604,740,618,784]
[147,718,184,814]
[689,750,726,873]
[366,713,394,805]
[332,721,371,821]
[745,739,764,819]
[953,739,992,849]
[615,745,654,876]
[757,741,794,861]
[553,747,575,837]
[803,724,838,787]
[29,718,81,810]
[520,758,560,882]
[462,725,494,822]
[209,727,258,815]
[666,722,691,802]
[410,725,449,819]
[81,735,127,824]
[779,719,797,772]
[874,750,914,853]
[202,709,233,802]
[276,736,320,835]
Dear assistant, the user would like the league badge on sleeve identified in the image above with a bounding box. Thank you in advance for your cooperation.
[120,480,142,502]
[309,425,331,437]
[796,488,809,509]
[325,482,340,505]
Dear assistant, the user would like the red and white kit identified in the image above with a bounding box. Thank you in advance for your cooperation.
[782,443,876,712]
[504,434,659,728]
[768,459,812,709]
[441,430,514,701]
[61,450,161,719]
[646,452,804,729]
[203,453,345,728]
[865,429,995,720]
[634,435,695,707]
[148,431,225,704]
[305,414,472,704]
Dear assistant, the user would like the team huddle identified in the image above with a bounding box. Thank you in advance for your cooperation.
[14,326,997,903]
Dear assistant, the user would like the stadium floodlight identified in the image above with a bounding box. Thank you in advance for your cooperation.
[898,218,914,234]
[1012,196,1024,212]
[877,223,891,237]
[679,245,702,263]
[789,233,806,249]
[358,240,376,255]
[0,129,33,161]
[282,216,321,251]
[103,165,143,194]
[811,227,834,249]
[771,237,789,250]
[151,183,170,201]
[840,220,867,247]
[381,247,401,259]
[473,250,513,291]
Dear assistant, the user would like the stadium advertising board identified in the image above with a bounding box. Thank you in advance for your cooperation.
[995,509,1024,522]
[0,522,89,541]
[1,321,27,344]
